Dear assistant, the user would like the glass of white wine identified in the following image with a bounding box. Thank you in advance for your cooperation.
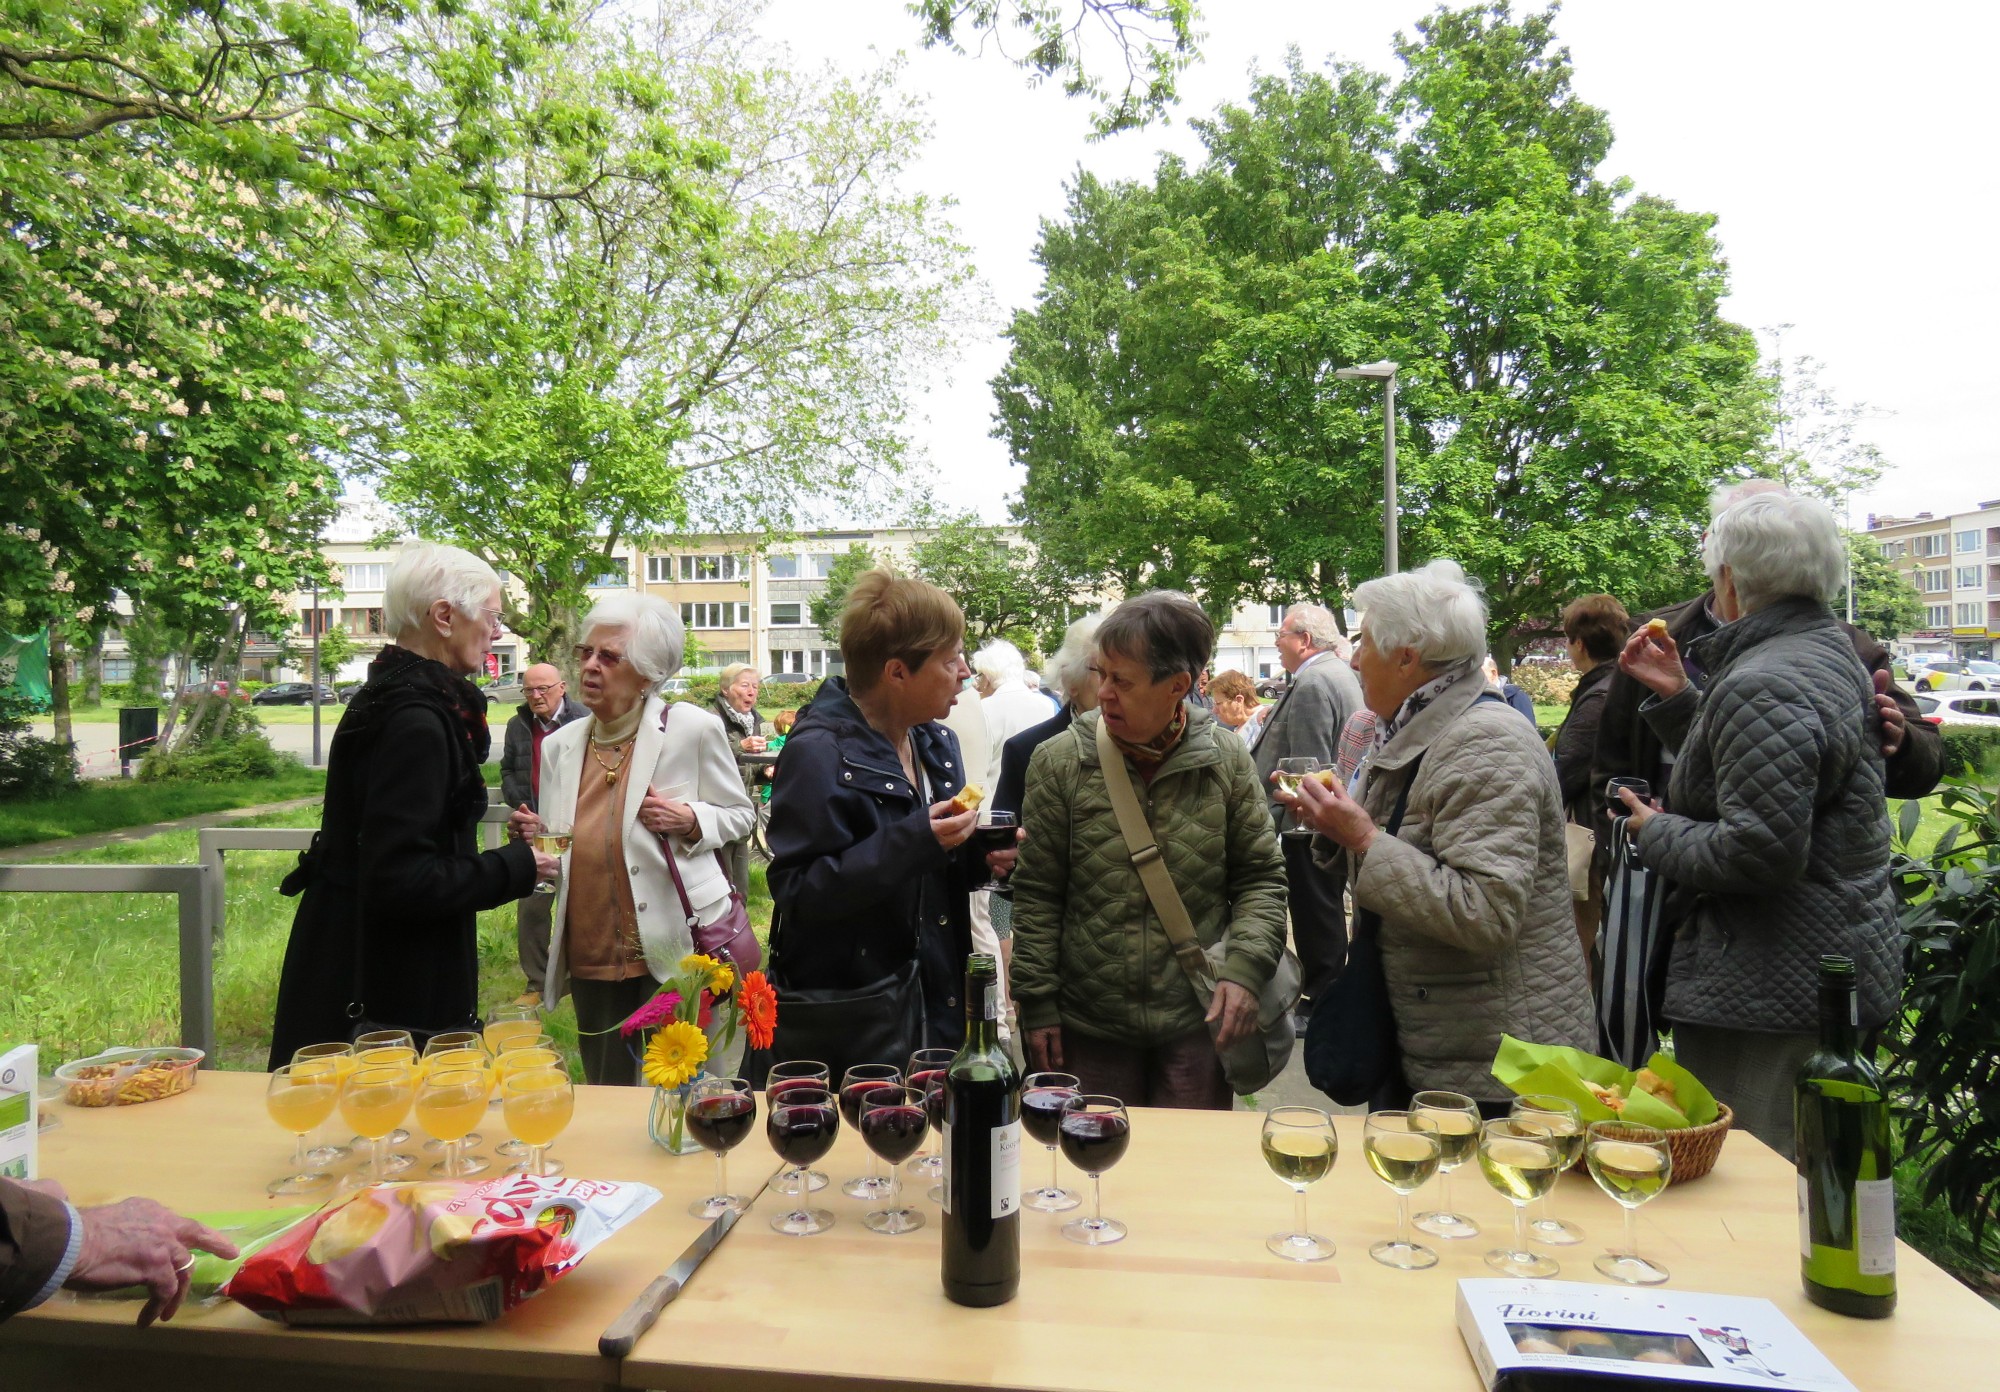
[1411,1089,1482,1239]
[1363,1110,1441,1270]
[1478,1117,1562,1278]
[532,820,573,895]
[1274,758,1322,837]
[1512,1092,1585,1245]
[1262,1105,1338,1262]
[1585,1120,1673,1285]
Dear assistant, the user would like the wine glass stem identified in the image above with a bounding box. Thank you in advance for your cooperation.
[371,1135,386,1182]
[293,1132,310,1170]
[1048,1144,1060,1194]
[531,1143,547,1178]
[446,1138,462,1177]
[1512,1200,1530,1256]
[1294,1186,1309,1238]
[1624,1202,1639,1260]
[1397,1190,1413,1247]
[1439,1167,1454,1216]
[716,1151,728,1202]
[1090,1172,1104,1225]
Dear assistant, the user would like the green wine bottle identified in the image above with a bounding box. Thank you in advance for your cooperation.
[1794,953,1896,1318]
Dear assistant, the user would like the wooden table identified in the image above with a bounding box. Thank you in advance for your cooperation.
[4,1072,1993,1391]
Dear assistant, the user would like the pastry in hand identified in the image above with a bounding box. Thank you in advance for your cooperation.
[947,782,986,816]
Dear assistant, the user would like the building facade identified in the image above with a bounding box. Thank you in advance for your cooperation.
[1867,498,2000,659]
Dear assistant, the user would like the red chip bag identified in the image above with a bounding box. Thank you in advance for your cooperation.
[226,1175,660,1324]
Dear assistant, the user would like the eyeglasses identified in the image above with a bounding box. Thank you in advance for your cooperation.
[573,645,625,668]
[523,683,562,697]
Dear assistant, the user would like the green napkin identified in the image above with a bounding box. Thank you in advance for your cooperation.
[1490,1034,1719,1130]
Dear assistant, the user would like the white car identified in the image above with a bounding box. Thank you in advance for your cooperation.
[1911,660,1973,693]
[1915,692,2000,727]
[1965,660,2000,692]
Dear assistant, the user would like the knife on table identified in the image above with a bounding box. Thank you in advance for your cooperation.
[599,1164,781,1358]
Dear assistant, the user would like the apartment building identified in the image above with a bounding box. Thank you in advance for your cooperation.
[1867,499,2000,658]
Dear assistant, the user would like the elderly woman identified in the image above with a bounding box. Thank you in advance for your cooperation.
[1208,670,1261,740]
[518,593,756,1085]
[711,662,767,896]
[765,572,980,1076]
[1010,593,1288,1109]
[269,543,553,1068]
[1292,560,1593,1111]
[1613,492,1896,1155]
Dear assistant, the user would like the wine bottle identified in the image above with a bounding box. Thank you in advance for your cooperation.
[1795,953,1896,1318]
[942,953,1022,1307]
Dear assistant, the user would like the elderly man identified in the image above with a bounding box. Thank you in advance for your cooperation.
[500,661,587,1008]
[1252,603,1364,1016]
[3,1177,237,1327]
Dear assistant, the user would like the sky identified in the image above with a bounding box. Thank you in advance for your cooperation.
[753,0,2000,530]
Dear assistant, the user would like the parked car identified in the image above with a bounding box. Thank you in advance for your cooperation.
[1915,693,2000,727]
[1255,675,1287,699]
[177,680,239,700]
[484,682,524,707]
[1964,660,2000,692]
[661,677,692,696]
[252,682,338,706]
[1912,661,1972,693]
[764,672,815,685]
[336,683,365,704]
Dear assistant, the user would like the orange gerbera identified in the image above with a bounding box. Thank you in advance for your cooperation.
[738,970,778,1051]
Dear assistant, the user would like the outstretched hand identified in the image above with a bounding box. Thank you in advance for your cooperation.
[1618,623,1687,701]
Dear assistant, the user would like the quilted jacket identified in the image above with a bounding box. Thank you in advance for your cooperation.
[1314,675,1595,1100]
[1633,598,1899,1033]
[1010,707,1288,1045]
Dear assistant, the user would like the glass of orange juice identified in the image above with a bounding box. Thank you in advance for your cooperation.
[293,1043,357,1165]
[341,1062,417,1185]
[418,1066,493,1178]
[501,1067,574,1178]
[266,1064,339,1195]
[350,1032,418,1148]
[483,1008,541,1056]
[421,1038,491,1153]
[493,1041,559,1157]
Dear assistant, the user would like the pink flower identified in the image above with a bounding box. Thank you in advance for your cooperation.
[619,990,682,1036]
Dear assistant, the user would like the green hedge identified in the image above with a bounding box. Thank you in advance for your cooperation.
[672,676,821,712]
[1940,727,2000,777]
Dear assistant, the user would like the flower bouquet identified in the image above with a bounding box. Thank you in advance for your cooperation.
[622,953,778,1156]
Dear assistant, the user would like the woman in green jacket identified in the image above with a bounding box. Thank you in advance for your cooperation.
[1010,592,1288,1109]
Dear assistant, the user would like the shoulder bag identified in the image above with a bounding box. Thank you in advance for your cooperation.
[1096,718,1302,1096]
[655,705,761,973]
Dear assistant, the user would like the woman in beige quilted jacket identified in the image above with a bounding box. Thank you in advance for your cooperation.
[1293,561,1594,1110]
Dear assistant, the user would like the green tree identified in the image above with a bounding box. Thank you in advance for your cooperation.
[1750,328,1889,504]
[1845,533,1923,642]
[813,546,879,646]
[908,517,1065,645]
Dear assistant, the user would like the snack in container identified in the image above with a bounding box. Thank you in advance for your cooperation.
[226,1175,661,1325]
[55,1046,204,1107]
[1490,1035,1718,1131]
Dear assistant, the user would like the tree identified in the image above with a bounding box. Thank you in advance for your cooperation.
[813,546,879,646]
[908,516,1065,645]
[345,6,966,669]
[1845,533,1923,642]
[912,1,1200,135]
[1750,328,1890,504]
[311,622,357,684]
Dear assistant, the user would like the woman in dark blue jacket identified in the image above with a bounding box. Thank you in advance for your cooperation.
[765,572,980,1073]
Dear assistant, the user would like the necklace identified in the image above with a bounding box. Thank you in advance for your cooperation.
[589,739,632,786]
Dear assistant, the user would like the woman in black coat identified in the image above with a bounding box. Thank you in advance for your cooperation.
[764,572,981,1077]
[267,544,550,1068]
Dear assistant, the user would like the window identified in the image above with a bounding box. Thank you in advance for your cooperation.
[301,608,336,636]
[645,556,674,583]
[103,657,133,682]
[706,650,751,669]
[1957,567,1981,590]
[1957,530,1980,553]
[769,648,840,676]
[1878,541,1905,560]
[1962,697,2000,719]
[769,602,805,626]
[589,558,628,588]
[766,554,799,579]
[1958,603,1982,626]
[807,553,840,578]
[1922,569,1951,594]
[1926,605,1951,628]
[340,562,387,591]
[679,554,744,582]
[681,602,750,629]
[1266,604,1286,626]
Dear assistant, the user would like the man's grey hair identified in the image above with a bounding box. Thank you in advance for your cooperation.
[1284,603,1347,657]
[581,591,687,693]
[1708,476,1787,521]
[971,639,1027,687]
[1043,614,1104,702]
[1704,491,1846,611]
[1353,560,1488,672]
[384,541,501,640]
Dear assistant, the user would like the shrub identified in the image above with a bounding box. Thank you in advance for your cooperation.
[1938,727,2000,778]
[1511,662,1580,707]
[671,676,822,712]
[139,726,289,782]
[0,688,78,800]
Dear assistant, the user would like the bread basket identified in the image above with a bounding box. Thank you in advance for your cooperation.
[55,1047,204,1107]
[1662,1101,1732,1184]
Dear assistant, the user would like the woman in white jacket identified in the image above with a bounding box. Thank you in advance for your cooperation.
[515,592,756,1084]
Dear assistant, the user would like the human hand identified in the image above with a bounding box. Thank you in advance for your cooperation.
[1206,980,1259,1049]
[1617,622,1687,700]
[742,737,766,753]
[1872,670,1907,758]
[639,787,697,838]
[928,799,977,850]
[1294,773,1377,852]
[68,1197,239,1327]
[1026,1026,1065,1072]
[507,803,541,842]
[1616,785,1659,833]
[986,826,1024,879]
[532,849,561,882]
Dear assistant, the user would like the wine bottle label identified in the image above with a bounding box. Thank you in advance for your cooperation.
[992,1119,1021,1219]
[1856,1177,1896,1276]
[941,1119,952,1215]
[1797,1174,1810,1261]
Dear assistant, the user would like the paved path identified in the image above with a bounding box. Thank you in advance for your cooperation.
[30,719,332,778]
[0,796,324,863]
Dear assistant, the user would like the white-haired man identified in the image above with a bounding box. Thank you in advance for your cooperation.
[972,638,1055,788]
[1252,602,1364,1016]
[500,661,587,1008]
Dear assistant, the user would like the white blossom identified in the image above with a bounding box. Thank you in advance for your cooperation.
[253,574,268,589]
[244,504,257,517]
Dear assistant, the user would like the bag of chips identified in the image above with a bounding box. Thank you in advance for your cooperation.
[225,1175,660,1324]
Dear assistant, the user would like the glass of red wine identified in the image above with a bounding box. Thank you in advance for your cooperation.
[859,1085,931,1235]
[765,1085,840,1236]
[685,1076,757,1219]
[1059,1094,1131,1246]
[970,810,1020,893]
[905,1047,955,1187]
[1021,1071,1082,1212]
[765,1060,831,1195]
[839,1064,903,1200]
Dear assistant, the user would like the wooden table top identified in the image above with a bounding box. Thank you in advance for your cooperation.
[6,1070,1993,1392]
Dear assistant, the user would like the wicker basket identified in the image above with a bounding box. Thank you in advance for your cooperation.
[1663,1101,1733,1184]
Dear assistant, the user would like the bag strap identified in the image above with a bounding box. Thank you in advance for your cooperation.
[652,702,706,927]
[1095,716,1215,995]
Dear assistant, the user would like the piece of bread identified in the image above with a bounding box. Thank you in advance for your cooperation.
[1644,617,1669,638]
[1309,768,1339,787]
[947,782,986,815]
[1583,1079,1628,1112]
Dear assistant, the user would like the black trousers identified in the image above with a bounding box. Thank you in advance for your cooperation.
[1282,832,1349,1002]
[569,975,661,1087]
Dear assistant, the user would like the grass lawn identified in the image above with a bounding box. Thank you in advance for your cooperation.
[0,804,772,1079]
[56,703,352,725]
[0,765,328,850]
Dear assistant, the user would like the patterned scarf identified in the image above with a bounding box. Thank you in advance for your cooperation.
[1373,660,1474,752]
[1107,701,1188,779]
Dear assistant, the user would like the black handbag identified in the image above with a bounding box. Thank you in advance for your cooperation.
[748,907,926,1088]
[1303,754,1424,1106]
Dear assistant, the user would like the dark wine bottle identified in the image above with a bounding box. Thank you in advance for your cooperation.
[942,953,1022,1307]
[1795,953,1896,1318]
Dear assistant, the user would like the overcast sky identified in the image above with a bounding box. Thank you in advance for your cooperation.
[755,0,1999,531]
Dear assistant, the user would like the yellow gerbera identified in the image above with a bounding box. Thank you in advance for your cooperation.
[679,952,734,996]
[706,962,735,995]
[679,952,721,977]
[642,1020,709,1090]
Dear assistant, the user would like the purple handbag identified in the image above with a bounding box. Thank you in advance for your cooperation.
[655,705,762,974]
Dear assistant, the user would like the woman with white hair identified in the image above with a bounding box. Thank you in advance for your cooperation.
[513,592,756,1084]
[1612,491,1896,1154]
[1291,560,1593,1112]
[268,542,556,1068]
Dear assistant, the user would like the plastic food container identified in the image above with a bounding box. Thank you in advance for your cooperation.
[55,1047,204,1108]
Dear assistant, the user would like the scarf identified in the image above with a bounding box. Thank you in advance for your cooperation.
[589,700,644,748]
[1107,701,1188,779]
[716,697,756,738]
[343,644,493,825]
[1373,660,1474,752]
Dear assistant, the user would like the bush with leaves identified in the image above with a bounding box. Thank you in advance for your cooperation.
[1510,663,1580,708]
[137,704,285,783]
[1886,777,2000,1261]
[0,687,78,800]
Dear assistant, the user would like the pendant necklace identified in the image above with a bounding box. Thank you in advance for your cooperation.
[589,739,631,786]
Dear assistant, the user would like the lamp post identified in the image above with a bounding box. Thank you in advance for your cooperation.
[310,583,322,768]
[1334,360,1400,573]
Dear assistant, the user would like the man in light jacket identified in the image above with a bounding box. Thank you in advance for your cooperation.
[1252,604,1364,1014]
[500,662,587,1008]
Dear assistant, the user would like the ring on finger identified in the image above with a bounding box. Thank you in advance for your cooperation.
[174,1255,195,1275]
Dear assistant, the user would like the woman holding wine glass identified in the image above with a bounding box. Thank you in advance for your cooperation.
[511,591,756,1085]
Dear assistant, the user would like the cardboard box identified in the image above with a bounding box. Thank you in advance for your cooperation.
[0,1043,38,1180]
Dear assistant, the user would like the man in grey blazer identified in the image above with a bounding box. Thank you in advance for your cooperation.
[1252,604,1363,1014]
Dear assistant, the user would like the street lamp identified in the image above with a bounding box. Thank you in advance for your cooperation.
[1334,359,1400,573]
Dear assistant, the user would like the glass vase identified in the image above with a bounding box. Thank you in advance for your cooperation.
[649,1082,706,1156]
